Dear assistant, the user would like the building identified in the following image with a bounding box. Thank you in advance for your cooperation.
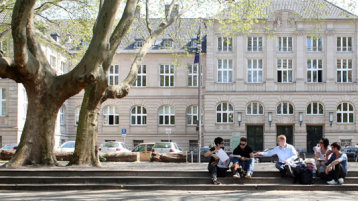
[1,0,358,153]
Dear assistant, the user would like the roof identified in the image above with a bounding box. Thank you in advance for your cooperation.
[0,10,11,25]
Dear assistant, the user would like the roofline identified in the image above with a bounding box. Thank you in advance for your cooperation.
[323,0,358,18]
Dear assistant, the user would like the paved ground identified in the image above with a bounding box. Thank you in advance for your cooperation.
[0,190,357,200]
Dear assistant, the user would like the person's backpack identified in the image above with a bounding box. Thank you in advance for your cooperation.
[292,164,314,184]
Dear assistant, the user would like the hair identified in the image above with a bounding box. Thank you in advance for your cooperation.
[321,137,329,149]
[277,135,286,141]
[214,137,224,146]
[240,137,247,142]
[331,142,341,150]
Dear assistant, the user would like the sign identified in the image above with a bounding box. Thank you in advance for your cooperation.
[121,129,127,135]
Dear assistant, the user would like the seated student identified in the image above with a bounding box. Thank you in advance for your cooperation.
[231,137,255,179]
[313,137,332,175]
[256,135,297,177]
[204,137,230,185]
[322,142,348,185]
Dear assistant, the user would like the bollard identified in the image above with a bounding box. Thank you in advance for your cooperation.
[191,151,193,163]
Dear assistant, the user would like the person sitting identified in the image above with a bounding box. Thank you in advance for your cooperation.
[256,135,297,177]
[322,142,348,185]
[231,137,255,179]
[204,137,230,185]
[313,137,332,175]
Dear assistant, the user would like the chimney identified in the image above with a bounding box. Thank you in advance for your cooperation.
[165,4,179,19]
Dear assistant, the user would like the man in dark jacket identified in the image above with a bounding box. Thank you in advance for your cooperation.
[231,137,255,179]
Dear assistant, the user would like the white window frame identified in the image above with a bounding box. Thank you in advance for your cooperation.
[130,106,147,125]
[163,39,173,48]
[159,105,175,125]
[337,37,353,52]
[160,64,174,87]
[216,102,234,123]
[307,36,322,52]
[61,61,66,74]
[108,65,119,86]
[187,105,198,126]
[337,59,353,83]
[307,59,323,83]
[277,59,293,83]
[0,88,6,116]
[188,64,198,87]
[277,102,294,115]
[60,106,65,125]
[307,102,324,115]
[246,102,264,115]
[218,37,232,52]
[277,37,293,52]
[248,37,263,52]
[337,103,354,124]
[217,59,233,83]
[247,59,263,83]
[50,55,57,69]
[75,107,80,126]
[103,105,119,126]
[133,65,146,87]
[135,40,143,48]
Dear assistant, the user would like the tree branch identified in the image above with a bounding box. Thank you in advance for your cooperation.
[0,56,21,82]
[145,0,152,34]
[165,0,176,22]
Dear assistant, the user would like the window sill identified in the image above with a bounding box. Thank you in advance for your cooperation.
[246,82,265,84]
[215,82,235,84]
[130,124,147,127]
[275,82,296,84]
[246,51,264,53]
[335,82,355,84]
[336,123,355,125]
[102,125,120,127]
[276,114,294,116]
[246,114,264,116]
[305,82,326,84]
[158,125,175,127]
[306,114,324,116]
[215,123,234,125]
[132,86,147,88]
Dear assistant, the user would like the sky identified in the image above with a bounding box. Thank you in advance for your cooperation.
[331,0,358,15]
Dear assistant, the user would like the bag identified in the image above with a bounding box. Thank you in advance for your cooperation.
[292,165,314,184]
[217,167,228,177]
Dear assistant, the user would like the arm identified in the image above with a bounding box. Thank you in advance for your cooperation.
[260,147,277,157]
[204,149,217,158]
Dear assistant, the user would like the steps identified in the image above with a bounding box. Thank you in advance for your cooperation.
[0,169,357,191]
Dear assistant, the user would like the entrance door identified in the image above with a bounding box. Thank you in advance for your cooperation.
[276,125,293,145]
[307,126,323,154]
[247,125,264,151]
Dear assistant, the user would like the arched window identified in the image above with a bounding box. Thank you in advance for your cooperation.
[337,103,354,123]
[131,106,147,125]
[277,102,294,115]
[159,106,175,125]
[187,105,198,125]
[75,107,80,125]
[307,102,324,115]
[103,106,119,125]
[246,102,263,115]
[216,102,234,123]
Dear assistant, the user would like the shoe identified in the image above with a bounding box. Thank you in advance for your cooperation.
[212,179,221,185]
[233,172,240,179]
[245,172,252,179]
[338,178,344,184]
[327,180,338,185]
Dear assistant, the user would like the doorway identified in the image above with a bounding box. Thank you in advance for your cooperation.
[306,126,323,153]
[247,125,264,151]
[276,125,294,145]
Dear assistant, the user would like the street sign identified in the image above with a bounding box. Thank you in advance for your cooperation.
[121,129,127,135]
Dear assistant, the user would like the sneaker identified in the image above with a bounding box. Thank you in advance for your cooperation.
[212,179,222,185]
[338,178,344,184]
[245,172,252,179]
[233,172,240,179]
[327,180,338,185]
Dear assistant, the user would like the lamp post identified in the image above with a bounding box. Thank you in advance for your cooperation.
[237,112,242,126]
[268,112,272,127]
[329,112,334,126]
[299,112,303,126]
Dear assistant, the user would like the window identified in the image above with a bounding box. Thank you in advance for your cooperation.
[134,40,143,48]
[337,59,353,83]
[216,102,234,123]
[248,37,263,52]
[133,65,146,87]
[277,59,293,83]
[307,36,322,52]
[160,64,174,87]
[188,64,198,87]
[133,140,144,147]
[277,37,293,52]
[159,105,175,125]
[108,65,119,86]
[217,59,233,83]
[224,139,231,151]
[307,102,323,115]
[23,88,27,118]
[189,140,198,152]
[162,39,172,48]
[307,59,323,83]
[247,102,263,115]
[341,139,352,147]
[61,61,66,74]
[75,107,80,125]
[187,105,198,125]
[130,106,147,125]
[337,37,352,52]
[277,102,294,115]
[60,106,65,125]
[337,103,354,123]
[247,59,263,83]
[0,88,6,116]
[50,55,57,69]
[218,37,232,52]
[103,106,119,125]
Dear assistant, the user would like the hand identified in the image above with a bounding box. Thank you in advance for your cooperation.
[255,152,261,156]
[325,165,332,175]
[284,159,290,164]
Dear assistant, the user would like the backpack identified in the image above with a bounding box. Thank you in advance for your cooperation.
[292,164,314,184]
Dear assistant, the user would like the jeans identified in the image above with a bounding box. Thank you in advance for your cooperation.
[321,163,346,182]
[208,158,230,180]
[238,158,255,174]
[275,162,286,171]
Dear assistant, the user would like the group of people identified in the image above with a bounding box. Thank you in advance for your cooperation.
[205,135,348,185]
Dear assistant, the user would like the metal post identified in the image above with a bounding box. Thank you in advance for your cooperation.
[191,151,193,163]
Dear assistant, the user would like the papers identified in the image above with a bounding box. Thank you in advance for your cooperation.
[230,154,242,158]
[216,149,229,162]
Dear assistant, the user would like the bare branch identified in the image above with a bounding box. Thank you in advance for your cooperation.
[145,0,152,34]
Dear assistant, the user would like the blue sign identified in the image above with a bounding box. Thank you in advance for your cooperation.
[121,129,127,135]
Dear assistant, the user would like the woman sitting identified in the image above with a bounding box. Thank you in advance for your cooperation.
[313,138,332,175]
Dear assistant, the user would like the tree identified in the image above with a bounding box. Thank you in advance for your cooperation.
[0,0,128,167]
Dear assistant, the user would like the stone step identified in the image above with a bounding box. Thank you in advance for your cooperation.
[0,183,358,191]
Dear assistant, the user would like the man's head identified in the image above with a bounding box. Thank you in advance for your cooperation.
[277,135,286,147]
[214,137,224,148]
[331,142,341,153]
[319,138,329,149]
[239,137,247,149]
